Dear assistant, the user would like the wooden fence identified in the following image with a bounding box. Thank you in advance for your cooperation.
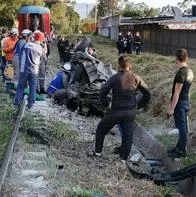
[134,24,196,57]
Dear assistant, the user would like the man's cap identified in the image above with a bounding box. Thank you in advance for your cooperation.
[22,29,32,36]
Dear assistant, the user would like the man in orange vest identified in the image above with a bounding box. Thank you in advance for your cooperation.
[3,28,19,64]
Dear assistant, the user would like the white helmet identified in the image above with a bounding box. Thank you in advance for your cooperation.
[22,29,31,36]
[62,63,71,72]
[10,28,19,35]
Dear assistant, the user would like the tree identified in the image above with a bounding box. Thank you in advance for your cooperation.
[97,0,121,18]
[0,0,45,27]
[121,2,158,18]
[50,2,80,34]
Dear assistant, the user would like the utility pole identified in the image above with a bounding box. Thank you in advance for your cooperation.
[95,0,98,24]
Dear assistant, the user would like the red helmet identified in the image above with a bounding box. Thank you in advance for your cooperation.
[34,30,45,42]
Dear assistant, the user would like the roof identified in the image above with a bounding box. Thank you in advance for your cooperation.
[119,16,175,25]
[19,6,50,14]
[164,23,196,30]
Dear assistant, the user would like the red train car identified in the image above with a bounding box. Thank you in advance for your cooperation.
[18,5,50,35]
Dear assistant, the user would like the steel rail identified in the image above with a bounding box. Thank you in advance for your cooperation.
[0,96,27,191]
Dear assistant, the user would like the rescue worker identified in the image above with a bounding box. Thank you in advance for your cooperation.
[14,31,44,109]
[3,28,19,64]
[167,48,194,157]
[126,31,134,54]
[117,32,124,54]
[47,64,71,104]
[88,55,151,163]
[134,31,143,55]
[0,28,8,82]
[12,29,32,81]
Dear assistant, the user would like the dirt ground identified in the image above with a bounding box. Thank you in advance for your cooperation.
[40,37,188,196]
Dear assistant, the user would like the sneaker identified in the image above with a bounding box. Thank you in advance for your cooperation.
[167,147,186,158]
[112,146,121,154]
[86,150,101,158]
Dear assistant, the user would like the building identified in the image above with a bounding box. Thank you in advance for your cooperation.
[98,6,196,57]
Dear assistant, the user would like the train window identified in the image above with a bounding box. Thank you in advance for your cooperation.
[30,14,40,32]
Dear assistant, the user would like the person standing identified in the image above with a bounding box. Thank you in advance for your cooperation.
[134,31,143,55]
[12,29,32,81]
[167,48,194,157]
[117,32,124,54]
[126,31,134,54]
[14,31,44,109]
[0,28,8,82]
[3,28,19,64]
[57,36,65,63]
[88,55,151,163]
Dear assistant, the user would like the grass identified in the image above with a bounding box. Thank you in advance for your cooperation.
[21,112,79,143]
[21,132,40,144]
[182,152,196,166]
[48,118,79,141]
[155,134,178,150]
[90,35,196,136]
[0,82,18,162]
[159,186,177,197]
[65,186,104,197]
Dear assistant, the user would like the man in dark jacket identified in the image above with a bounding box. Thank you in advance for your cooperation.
[57,36,65,63]
[134,31,143,55]
[88,55,151,163]
[117,32,125,54]
[126,31,134,54]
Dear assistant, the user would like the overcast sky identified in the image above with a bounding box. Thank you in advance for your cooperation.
[75,0,183,8]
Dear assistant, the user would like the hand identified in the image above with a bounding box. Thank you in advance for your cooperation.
[166,107,174,118]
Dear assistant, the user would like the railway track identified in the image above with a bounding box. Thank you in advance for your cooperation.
[0,93,194,196]
[0,98,59,196]
[0,96,27,192]
[0,95,100,196]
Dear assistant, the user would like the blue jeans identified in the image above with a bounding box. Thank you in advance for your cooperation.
[14,72,38,108]
[174,102,189,152]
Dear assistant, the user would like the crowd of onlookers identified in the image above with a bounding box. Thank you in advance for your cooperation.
[0,27,50,109]
[117,31,143,55]
[56,36,80,63]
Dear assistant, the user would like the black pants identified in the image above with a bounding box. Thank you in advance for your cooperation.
[95,109,136,160]
[126,44,133,54]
